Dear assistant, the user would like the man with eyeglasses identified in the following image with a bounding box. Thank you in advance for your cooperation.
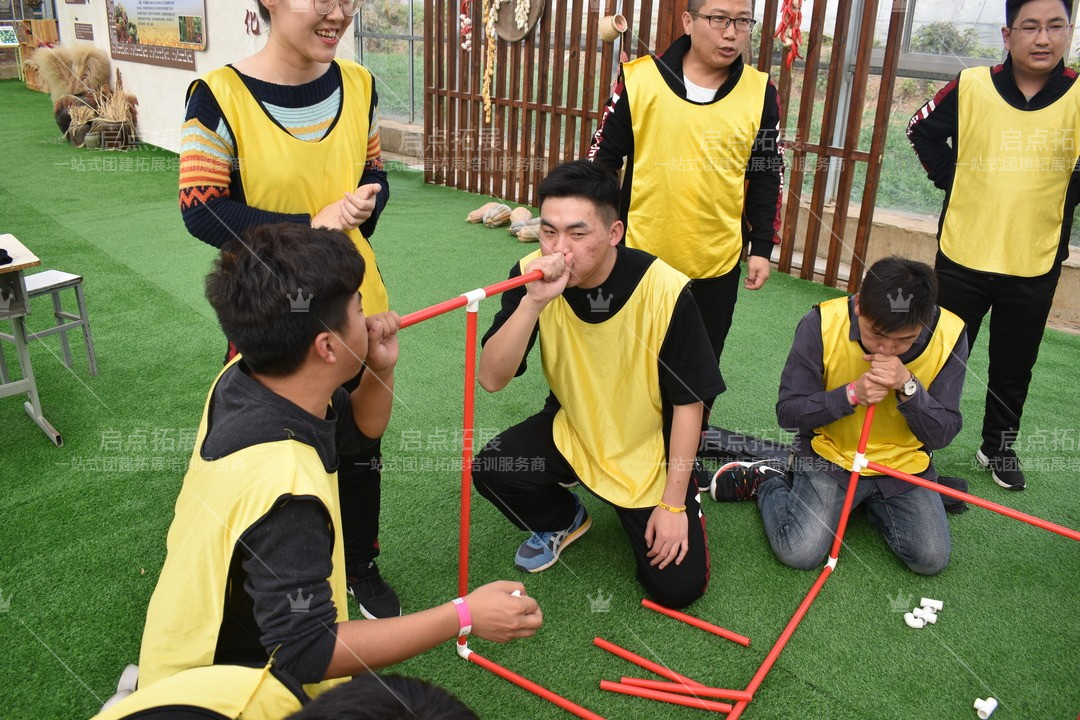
[907,0,1080,492]
[587,0,783,448]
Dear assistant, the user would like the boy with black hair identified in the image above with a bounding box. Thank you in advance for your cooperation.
[907,0,1078,491]
[137,224,542,701]
[715,257,969,575]
[472,161,724,609]
[287,673,478,720]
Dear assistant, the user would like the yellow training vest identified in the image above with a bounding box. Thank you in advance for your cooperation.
[139,361,348,697]
[623,57,767,279]
[91,664,305,720]
[942,66,1080,277]
[201,61,389,314]
[811,297,966,475]
[522,251,688,507]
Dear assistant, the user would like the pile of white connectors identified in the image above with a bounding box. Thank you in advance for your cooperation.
[899,597,1000,718]
[902,596,942,629]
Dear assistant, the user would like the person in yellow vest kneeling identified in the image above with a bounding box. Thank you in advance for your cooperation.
[135,224,541,700]
[712,257,969,575]
[472,161,725,609]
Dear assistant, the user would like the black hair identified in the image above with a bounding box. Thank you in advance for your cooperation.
[257,0,270,24]
[1006,0,1071,27]
[287,674,479,720]
[687,0,755,14]
[205,223,365,377]
[857,256,938,334]
[537,160,621,224]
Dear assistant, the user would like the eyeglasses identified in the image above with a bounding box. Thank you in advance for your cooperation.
[1008,22,1072,37]
[689,12,757,32]
[313,0,361,17]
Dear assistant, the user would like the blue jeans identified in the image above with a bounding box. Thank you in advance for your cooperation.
[757,468,951,575]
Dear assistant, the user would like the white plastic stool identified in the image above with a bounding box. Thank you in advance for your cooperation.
[0,270,98,381]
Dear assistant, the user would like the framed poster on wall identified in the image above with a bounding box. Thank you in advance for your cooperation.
[105,0,207,70]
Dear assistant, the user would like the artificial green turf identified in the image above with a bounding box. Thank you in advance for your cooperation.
[1,78,1078,719]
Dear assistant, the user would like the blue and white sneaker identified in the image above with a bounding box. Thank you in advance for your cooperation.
[515,496,592,573]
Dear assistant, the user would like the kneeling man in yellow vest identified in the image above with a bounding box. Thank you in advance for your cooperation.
[712,257,970,574]
[473,161,725,609]
[120,224,541,713]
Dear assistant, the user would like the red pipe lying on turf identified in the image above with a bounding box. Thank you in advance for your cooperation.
[600,681,733,712]
[593,637,701,686]
[865,460,1080,543]
[620,677,753,702]
[469,651,607,720]
[641,598,751,646]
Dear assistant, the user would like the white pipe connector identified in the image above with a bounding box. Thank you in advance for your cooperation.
[826,556,838,570]
[461,288,487,311]
[921,597,943,611]
[456,641,473,659]
[973,697,998,719]
[912,607,938,624]
[903,612,926,629]
[851,452,868,473]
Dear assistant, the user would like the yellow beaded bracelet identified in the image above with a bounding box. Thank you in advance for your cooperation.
[658,501,686,514]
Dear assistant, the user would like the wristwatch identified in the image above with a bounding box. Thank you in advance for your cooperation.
[900,373,917,398]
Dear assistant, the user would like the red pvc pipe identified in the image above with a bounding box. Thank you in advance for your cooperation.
[400,269,545,328]
[469,652,607,720]
[620,677,752,702]
[458,308,478,604]
[744,564,835,698]
[600,680,733,712]
[726,700,749,720]
[593,637,702,686]
[865,460,1080,543]
[828,404,876,558]
[641,598,751,647]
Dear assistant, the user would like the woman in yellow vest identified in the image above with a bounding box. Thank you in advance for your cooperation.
[177,0,397,618]
[715,257,969,575]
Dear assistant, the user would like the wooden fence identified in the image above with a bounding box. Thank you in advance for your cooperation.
[424,0,910,292]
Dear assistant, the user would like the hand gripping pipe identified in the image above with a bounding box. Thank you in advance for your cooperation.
[401,269,605,720]
[641,597,752,646]
[727,406,879,720]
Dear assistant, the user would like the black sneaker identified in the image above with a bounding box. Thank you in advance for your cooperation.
[975,446,1026,491]
[708,460,785,502]
[347,561,401,619]
[935,476,968,514]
